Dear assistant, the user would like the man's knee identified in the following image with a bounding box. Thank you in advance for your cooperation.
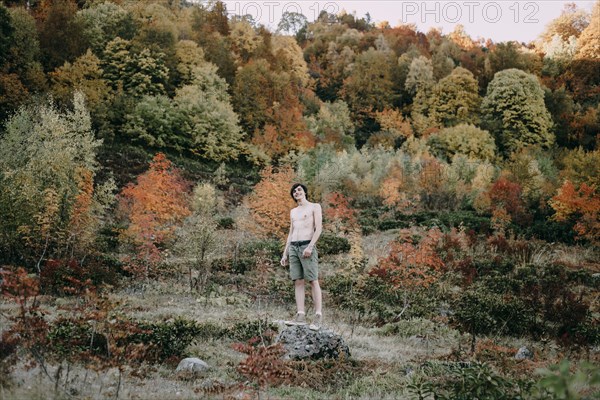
[294,279,305,286]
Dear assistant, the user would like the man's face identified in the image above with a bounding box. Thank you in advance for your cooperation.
[293,186,306,200]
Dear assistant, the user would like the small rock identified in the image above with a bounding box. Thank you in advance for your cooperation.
[175,358,210,373]
[515,346,533,360]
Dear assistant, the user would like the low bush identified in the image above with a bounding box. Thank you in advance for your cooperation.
[318,233,351,255]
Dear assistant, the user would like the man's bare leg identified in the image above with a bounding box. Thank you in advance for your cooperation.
[310,280,322,315]
[294,279,306,314]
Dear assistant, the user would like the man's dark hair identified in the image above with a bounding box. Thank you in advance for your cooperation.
[290,183,308,201]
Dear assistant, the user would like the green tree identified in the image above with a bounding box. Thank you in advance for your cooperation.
[49,50,111,110]
[429,67,481,128]
[481,68,554,155]
[0,92,109,267]
[232,59,273,133]
[342,48,396,118]
[277,11,307,36]
[427,124,497,161]
[305,100,355,149]
[405,55,434,96]
[174,79,243,162]
[124,62,243,161]
[486,41,542,77]
[6,7,46,92]
[77,1,136,55]
[0,4,14,70]
[101,37,169,97]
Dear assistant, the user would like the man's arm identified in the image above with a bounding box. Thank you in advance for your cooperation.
[280,210,294,266]
[304,204,322,256]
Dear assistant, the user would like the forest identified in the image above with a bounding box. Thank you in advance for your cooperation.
[0,0,599,398]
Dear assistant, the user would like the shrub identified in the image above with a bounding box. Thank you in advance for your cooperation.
[228,319,278,342]
[217,217,235,229]
[135,317,209,363]
[409,362,530,400]
[452,284,535,350]
[318,233,351,255]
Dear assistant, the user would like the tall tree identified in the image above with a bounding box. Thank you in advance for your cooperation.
[574,0,600,60]
[77,1,136,55]
[481,68,554,155]
[6,7,46,92]
[428,67,481,128]
[0,4,14,70]
[101,37,169,97]
[0,92,108,266]
[38,0,87,72]
[118,153,191,278]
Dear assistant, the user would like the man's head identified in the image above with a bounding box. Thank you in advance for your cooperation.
[290,183,308,201]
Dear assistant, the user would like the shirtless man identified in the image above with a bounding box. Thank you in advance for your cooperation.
[280,183,323,329]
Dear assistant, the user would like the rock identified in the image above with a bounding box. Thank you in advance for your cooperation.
[515,346,533,360]
[275,325,350,360]
[175,358,210,373]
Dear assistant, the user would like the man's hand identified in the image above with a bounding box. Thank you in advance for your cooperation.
[302,246,313,258]
[280,255,288,267]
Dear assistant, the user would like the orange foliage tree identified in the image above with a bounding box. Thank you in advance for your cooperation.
[549,180,600,245]
[484,177,528,229]
[252,101,316,159]
[322,191,357,234]
[370,228,445,288]
[380,161,419,212]
[67,168,95,256]
[118,153,191,277]
[246,166,297,240]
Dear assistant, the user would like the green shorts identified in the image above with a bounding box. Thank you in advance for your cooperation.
[288,242,319,282]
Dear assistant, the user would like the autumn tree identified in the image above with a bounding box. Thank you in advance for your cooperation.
[37,0,87,72]
[49,50,111,110]
[539,2,590,44]
[481,69,554,155]
[549,180,599,245]
[342,48,397,136]
[367,108,413,148]
[574,0,599,60]
[118,153,191,278]
[380,160,419,212]
[0,92,111,267]
[322,191,357,234]
[371,228,445,289]
[480,177,529,230]
[246,166,297,240]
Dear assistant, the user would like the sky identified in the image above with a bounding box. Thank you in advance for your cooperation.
[219,0,596,43]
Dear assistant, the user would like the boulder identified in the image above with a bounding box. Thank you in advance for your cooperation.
[275,325,350,360]
[515,346,533,360]
[175,358,210,373]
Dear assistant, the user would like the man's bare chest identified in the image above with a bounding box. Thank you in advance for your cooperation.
[292,207,314,224]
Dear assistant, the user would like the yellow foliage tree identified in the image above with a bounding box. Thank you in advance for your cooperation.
[246,166,297,241]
